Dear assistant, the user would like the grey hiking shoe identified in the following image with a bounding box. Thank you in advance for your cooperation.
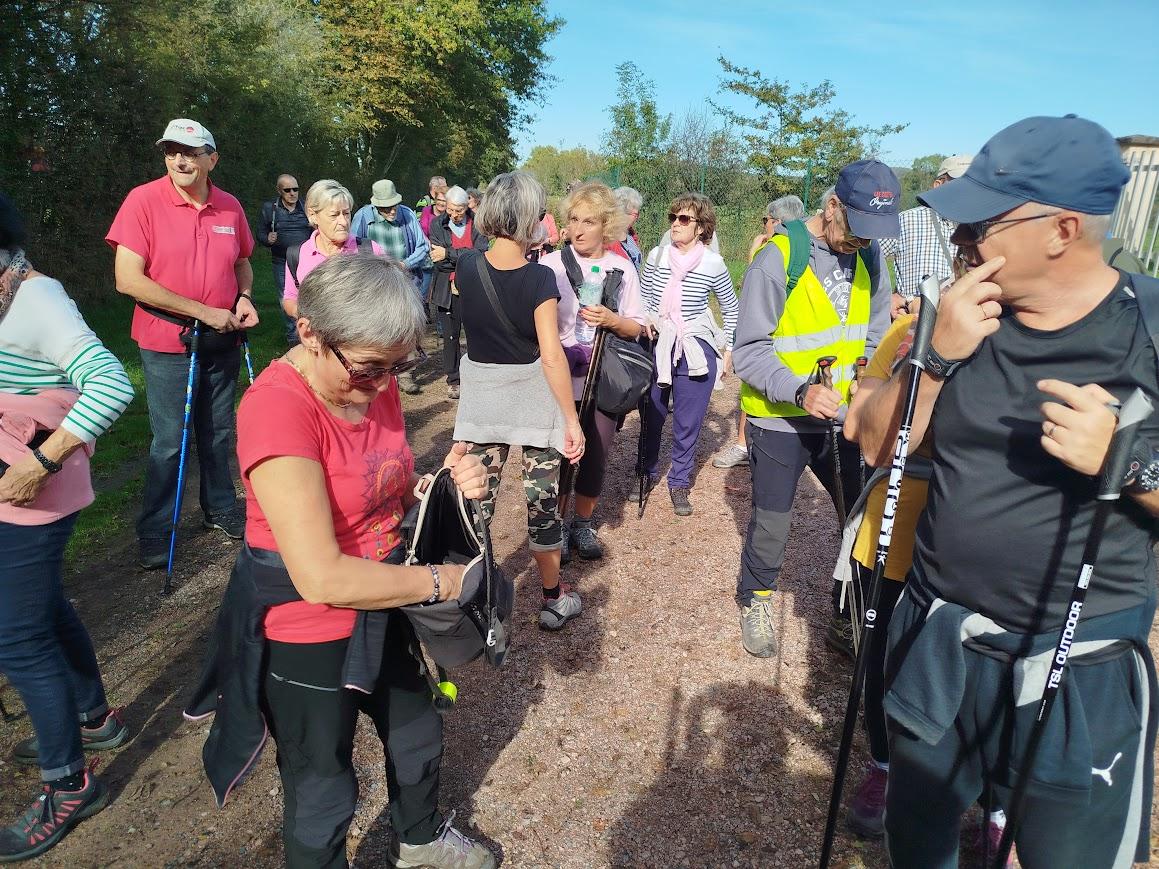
[670,486,693,516]
[14,709,128,766]
[825,614,855,660]
[626,475,658,503]
[447,384,461,400]
[560,522,571,565]
[138,538,168,571]
[388,811,496,869]
[569,521,604,560]
[712,443,750,468]
[203,508,245,540]
[539,587,582,631]
[740,595,778,657]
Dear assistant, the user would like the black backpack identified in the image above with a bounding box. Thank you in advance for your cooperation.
[286,236,370,290]
[560,245,656,416]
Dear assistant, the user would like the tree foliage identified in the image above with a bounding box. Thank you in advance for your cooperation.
[899,153,947,210]
[712,56,907,200]
[520,146,607,196]
[602,61,672,178]
[0,0,559,295]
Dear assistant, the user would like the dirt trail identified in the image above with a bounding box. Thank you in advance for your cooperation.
[2,350,1154,868]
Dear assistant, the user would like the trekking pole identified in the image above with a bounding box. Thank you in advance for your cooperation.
[241,333,255,385]
[992,387,1154,869]
[819,275,941,868]
[636,333,654,519]
[855,356,868,489]
[164,321,200,596]
[559,329,609,516]
[815,355,846,525]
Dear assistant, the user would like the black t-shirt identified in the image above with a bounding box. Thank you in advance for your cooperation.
[458,251,560,365]
[913,275,1159,634]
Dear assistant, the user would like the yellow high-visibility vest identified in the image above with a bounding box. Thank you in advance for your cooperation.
[740,233,871,418]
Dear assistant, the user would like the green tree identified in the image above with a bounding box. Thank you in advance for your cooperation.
[899,153,946,210]
[712,56,907,201]
[602,61,672,178]
[521,146,608,196]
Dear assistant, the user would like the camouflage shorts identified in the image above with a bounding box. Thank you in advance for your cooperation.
[470,443,562,550]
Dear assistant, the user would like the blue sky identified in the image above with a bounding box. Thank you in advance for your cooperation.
[516,0,1159,167]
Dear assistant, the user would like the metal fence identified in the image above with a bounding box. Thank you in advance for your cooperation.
[1110,149,1159,275]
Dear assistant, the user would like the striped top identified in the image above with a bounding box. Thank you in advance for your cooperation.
[0,276,133,441]
[640,245,739,348]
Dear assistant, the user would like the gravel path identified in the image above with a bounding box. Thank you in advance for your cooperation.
[1,350,1153,868]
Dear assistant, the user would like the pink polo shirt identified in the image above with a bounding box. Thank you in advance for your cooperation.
[283,232,384,301]
[106,176,254,353]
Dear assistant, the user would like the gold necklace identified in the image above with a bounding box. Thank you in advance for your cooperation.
[282,355,353,409]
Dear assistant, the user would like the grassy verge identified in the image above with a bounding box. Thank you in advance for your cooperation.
[67,250,285,560]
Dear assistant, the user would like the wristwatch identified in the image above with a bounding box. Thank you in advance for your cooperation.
[31,447,63,474]
[1125,439,1159,494]
[923,346,966,381]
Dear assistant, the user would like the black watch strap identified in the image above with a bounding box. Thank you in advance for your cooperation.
[31,447,63,474]
[924,346,966,381]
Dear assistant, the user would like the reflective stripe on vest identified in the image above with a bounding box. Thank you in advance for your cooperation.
[740,233,872,419]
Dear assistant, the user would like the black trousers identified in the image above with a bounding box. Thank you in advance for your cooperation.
[263,612,443,868]
[438,296,462,385]
[851,562,905,764]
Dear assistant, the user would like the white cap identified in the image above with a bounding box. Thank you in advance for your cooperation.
[937,154,973,179]
[156,118,216,150]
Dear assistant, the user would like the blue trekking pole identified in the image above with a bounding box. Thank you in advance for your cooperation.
[163,321,200,596]
[241,333,255,385]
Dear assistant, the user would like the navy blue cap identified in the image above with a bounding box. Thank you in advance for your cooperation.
[919,115,1129,222]
[835,159,901,239]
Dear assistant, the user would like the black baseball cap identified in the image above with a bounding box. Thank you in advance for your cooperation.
[835,159,902,239]
[919,114,1130,222]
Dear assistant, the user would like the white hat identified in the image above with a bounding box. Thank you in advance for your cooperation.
[937,154,973,179]
[156,118,216,150]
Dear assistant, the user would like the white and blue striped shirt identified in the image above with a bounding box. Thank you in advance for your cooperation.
[640,245,738,348]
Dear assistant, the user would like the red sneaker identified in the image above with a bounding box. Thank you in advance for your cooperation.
[845,763,887,838]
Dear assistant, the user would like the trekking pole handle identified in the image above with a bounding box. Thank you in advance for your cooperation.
[909,275,940,370]
[815,355,837,389]
[1098,388,1153,500]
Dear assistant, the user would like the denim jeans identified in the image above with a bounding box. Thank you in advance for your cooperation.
[138,347,241,541]
[0,513,108,780]
[272,257,300,346]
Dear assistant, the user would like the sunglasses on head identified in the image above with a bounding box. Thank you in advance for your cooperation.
[668,213,698,226]
[281,186,299,193]
[329,344,426,389]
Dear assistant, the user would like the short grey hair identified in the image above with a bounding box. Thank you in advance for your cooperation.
[768,195,805,223]
[298,253,426,351]
[474,171,546,247]
[305,179,354,217]
[614,186,643,213]
[445,186,469,207]
[1081,212,1112,242]
[819,185,837,212]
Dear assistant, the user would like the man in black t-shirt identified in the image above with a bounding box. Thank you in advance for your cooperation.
[854,116,1158,868]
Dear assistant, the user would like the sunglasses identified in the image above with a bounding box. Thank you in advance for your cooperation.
[281,187,299,193]
[668,213,698,226]
[954,212,1057,246]
[329,344,426,389]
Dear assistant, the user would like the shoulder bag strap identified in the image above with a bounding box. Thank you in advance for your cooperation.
[473,255,540,359]
[287,242,303,289]
[783,220,812,296]
[1127,271,1159,379]
[560,243,584,293]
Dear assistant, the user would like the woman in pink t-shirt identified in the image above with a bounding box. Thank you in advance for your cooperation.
[539,181,646,562]
[281,180,383,321]
[233,254,497,868]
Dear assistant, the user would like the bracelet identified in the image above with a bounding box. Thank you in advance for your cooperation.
[31,447,63,474]
[426,564,441,604]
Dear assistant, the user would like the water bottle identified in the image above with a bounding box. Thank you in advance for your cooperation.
[575,265,602,345]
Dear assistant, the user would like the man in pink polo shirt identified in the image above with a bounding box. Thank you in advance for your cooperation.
[106,119,258,569]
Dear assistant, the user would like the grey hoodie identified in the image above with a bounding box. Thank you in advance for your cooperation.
[732,228,891,433]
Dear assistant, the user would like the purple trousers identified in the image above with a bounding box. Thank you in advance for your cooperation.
[642,338,718,490]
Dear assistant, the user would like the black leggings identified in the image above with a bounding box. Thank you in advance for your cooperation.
[263,612,443,868]
[574,407,618,500]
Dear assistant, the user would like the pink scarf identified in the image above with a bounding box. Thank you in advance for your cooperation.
[659,241,705,353]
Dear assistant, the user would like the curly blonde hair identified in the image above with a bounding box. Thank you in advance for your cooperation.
[560,181,627,244]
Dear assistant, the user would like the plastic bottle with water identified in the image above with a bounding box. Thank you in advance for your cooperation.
[575,265,602,345]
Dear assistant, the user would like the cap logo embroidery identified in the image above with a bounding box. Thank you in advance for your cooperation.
[869,193,895,210]
[185,125,196,133]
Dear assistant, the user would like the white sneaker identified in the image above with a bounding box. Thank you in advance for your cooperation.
[712,444,750,468]
[539,588,582,631]
[388,811,496,869]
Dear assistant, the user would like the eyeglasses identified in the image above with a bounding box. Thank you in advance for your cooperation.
[836,203,870,249]
[163,145,212,160]
[668,213,698,226]
[955,212,1058,246]
[376,205,399,215]
[539,210,547,221]
[329,344,427,389]
[280,187,299,193]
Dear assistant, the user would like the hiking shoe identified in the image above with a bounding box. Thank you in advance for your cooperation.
[825,614,855,660]
[14,709,128,766]
[670,487,693,516]
[845,763,887,838]
[447,384,461,400]
[569,521,604,560]
[626,475,658,504]
[388,811,496,869]
[0,765,109,863]
[712,444,750,468]
[203,508,245,540]
[397,372,422,395]
[974,817,1014,869]
[740,595,778,657]
[138,538,168,571]
[539,587,582,631]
